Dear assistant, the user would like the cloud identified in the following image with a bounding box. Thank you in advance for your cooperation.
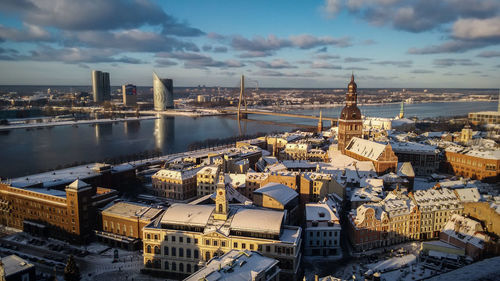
[371,60,413,67]
[253,59,297,69]
[157,51,245,69]
[253,70,322,77]
[344,57,372,63]
[316,46,328,53]
[238,51,274,58]
[360,39,376,45]
[314,54,341,60]
[213,46,228,53]
[320,0,342,19]
[63,29,200,53]
[202,45,212,52]
[0,45,145,64]
[155,59,178,67]
[433,58,481,67]
[477,50,500,57]
[410,69,435,73]
[0,23,52,42]
[310,61,342,69]
[347,66,370,70]
[2,0,204,37]
[407,40,488,54]
[452,16,500,40]
[289,34,352,48]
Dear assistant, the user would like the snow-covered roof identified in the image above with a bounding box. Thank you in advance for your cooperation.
[2,255,34,277]
[426,256,500,281]
[160,204,214,227]
[153,166,202,181]
[185,250,278,281]
[102,201,163,221]
[345,137,387,161]
[454,188,481,203]
[230,208,284,235]
[390,141,438,155]
[305,201,339,223]
[254,183,298,205]
[67,179,91,190]
[225,173,246,189]
[445,145,500,160]
[350,186,383,203]
[397,162,415,178]
[442,214,488,249]
[412,188,460,211]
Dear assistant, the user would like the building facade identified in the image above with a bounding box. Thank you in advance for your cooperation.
[444,146,499,182]
[153,72,174,110]
[196,166,220,197]
[468,111,500,125]
[152,167,200,200]
[344,137,398,174]
[390,142,440,176]
[142,178,302,280]
[304,197,341,256]
[0,180,117,242]
[92,70,110,103]
[338,74,363,153]
[122,84,137,106]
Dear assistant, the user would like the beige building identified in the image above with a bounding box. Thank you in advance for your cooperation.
[142,176,302,280]
[152,167,200,200]
[196,166,220,196]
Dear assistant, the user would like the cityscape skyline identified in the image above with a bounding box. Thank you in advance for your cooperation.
[0,0,499,88]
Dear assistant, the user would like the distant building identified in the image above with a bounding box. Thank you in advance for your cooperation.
[253,182,299,225]
[122,84,137,106]
[0,255,36,281]
[444,146,499,182]
[142,175,302,280]
[153,72,174,110]
[196,166,220,196]
[338,74,363,153]
[468,111,500,125]
[304,197,341,256]
[390,141,439,176]
[92,70,110,103]
[440,214,491,260]
[344,137,398,175]
[97,201,164,250]
[184,250,280,281]
[0,180,118,242]
[152,167,201,200]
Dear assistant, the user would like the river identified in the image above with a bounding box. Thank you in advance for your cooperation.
[0,101,496,178]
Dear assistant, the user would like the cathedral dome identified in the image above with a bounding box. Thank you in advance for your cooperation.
[340,105,361,120]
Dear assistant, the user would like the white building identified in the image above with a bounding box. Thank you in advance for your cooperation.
[183,249,280,281]
[304,197,341,256]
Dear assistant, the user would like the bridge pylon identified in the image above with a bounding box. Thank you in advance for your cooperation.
[237,75,248,120]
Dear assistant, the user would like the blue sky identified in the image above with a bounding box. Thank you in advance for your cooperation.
[0,0,499,88]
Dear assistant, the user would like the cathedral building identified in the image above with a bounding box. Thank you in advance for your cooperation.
[338,74,363,154]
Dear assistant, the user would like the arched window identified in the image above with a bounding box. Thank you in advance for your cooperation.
[146,245,151,253]
[179,263,184,272]
[172,262,177,271]
[154,246,160,254]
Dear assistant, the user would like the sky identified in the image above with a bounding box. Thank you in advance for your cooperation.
[0,0,499,88]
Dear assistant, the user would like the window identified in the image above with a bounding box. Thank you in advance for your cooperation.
[187,249,191,258]
[179,263,184,272]
[164,235,168,241]
[172,236,176,242]
[146,233,151,240]
[266,246,271,252]
[146,245,151,253]
[179,248,184,257]
[154,246,160,254]
[164,261,169,270]
[195,238,198,244]
[234,242,238,248]
[154,234,158,240]
[172,262,176,271]
[205,239,210,245]
[194,250,199,259]
[213,240,218,246]
[187,237,191,244]
[171,247,176,256]
[164,246,169,256]
[241,243,246,249]
[205,251,211,261]
[250,244,254,250]
[221,241,226,247]
[187,264,191,273]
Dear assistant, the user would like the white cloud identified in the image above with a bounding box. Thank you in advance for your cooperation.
[321,0,342,19]
[453,17,500,39]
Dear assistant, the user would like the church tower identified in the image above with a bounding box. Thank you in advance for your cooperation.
[338,74,363,153]
[214,174,228,221]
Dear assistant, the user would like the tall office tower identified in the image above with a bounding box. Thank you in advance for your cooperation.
[92,70,103,103]
[153,72,174,110]
[92,70,111,103]
[338,74,363,154]
[102,72,111,101]
[122,84,137,106]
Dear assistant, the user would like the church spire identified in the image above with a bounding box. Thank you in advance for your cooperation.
[214,173,228,221]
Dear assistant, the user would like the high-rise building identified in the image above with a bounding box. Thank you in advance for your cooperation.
[153,72,174,110]
[92,70,111,103]
[122,84,137,106]
[338,74,363,153]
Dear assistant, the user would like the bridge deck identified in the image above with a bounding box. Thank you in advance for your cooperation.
[225,109,337,122]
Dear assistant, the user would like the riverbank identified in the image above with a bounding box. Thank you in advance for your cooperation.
[0,116,158,131]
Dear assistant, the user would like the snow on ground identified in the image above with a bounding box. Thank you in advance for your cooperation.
[367,254,417,272]
[380,264,435,281]
[426,256,500,281]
